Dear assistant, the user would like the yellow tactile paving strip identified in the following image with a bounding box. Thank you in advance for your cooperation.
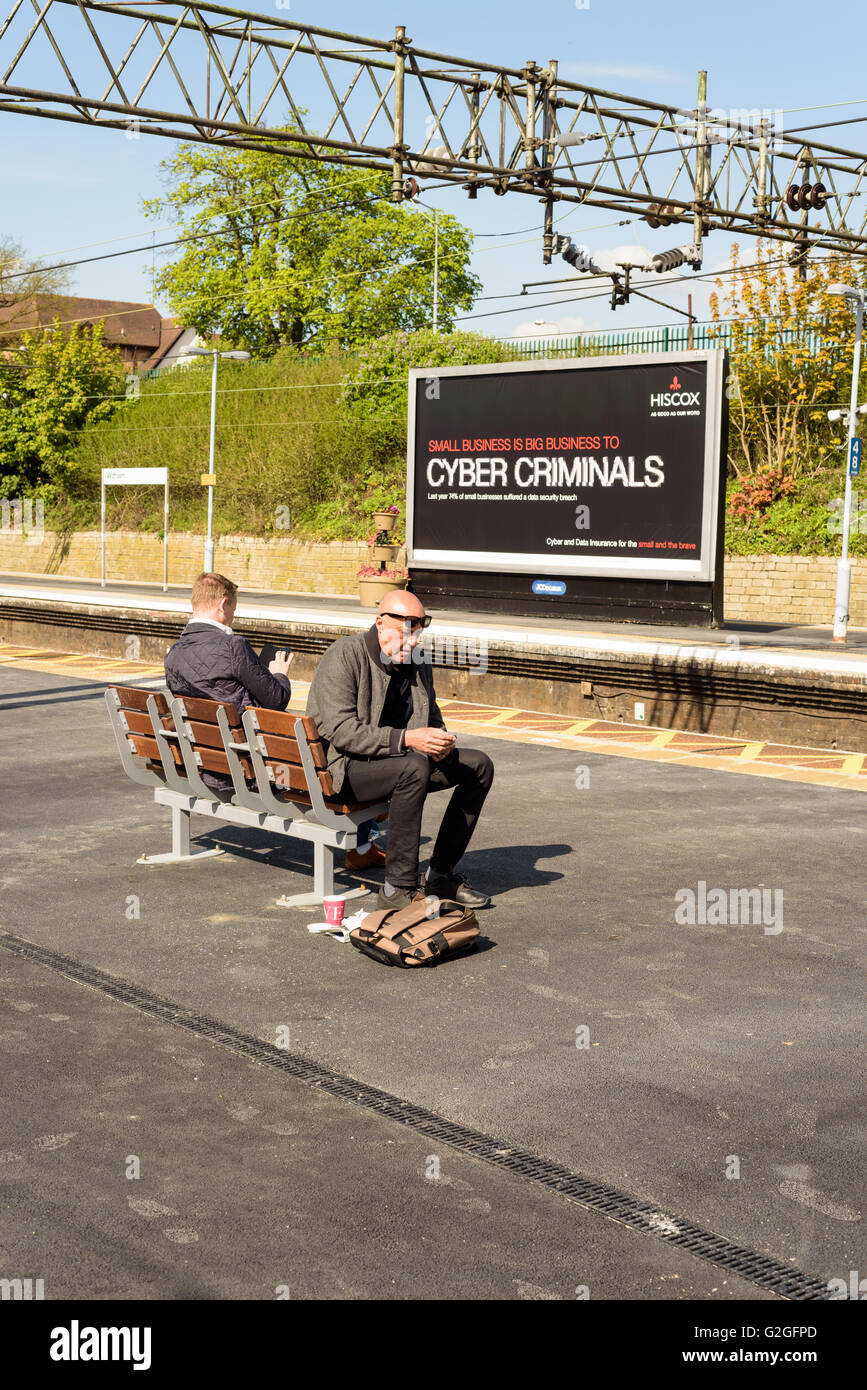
[431,698,867,792]
[0,645,167,683]
[1,642,865,792]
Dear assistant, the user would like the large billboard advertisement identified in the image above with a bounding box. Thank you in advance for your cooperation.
[407,350,727,584]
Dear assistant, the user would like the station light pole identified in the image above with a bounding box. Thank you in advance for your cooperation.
[432,207,439,333]
[825,284,865,643]
[186,345,251,572]
[414,198,441,332]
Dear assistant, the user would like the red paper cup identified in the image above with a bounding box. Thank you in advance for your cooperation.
[323,895,346,926]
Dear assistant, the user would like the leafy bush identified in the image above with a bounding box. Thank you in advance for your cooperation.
[341,328,520,418]
[56,331,522,540]
[724,466,867,555]
[728,465,796,525]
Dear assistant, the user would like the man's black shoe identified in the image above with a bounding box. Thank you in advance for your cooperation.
[423,870,491,909]
[375,886,416,912]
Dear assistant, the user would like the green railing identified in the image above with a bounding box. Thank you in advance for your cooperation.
[142,320,826,378]
[508,321,825,359]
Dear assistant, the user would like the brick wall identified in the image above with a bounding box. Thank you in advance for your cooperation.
[0,530,864,623]
[0,529,375,597]
[723,555,867,626]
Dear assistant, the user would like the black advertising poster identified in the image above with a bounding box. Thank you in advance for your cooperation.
[407,351,726,582]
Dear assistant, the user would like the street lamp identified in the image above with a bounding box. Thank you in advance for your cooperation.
[186,345,251,572]
[825,283,865,643]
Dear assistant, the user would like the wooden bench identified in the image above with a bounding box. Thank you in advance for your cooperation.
[105,686,388,908]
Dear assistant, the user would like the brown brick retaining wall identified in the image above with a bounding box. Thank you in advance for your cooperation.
[0,531,864,623]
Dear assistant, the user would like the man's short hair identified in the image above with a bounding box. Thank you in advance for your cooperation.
[191,572,238,610]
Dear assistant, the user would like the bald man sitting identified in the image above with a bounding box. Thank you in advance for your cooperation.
[306,591,493,910]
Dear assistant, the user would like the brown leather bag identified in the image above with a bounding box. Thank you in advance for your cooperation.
[350,894,479,967]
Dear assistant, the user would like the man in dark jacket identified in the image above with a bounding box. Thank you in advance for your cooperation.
[306,589,493,911]
[164,572,292,795]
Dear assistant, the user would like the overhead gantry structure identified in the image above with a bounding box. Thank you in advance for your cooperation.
[1,0,866,272]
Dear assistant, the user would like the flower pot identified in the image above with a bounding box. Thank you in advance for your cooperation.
[372,511,397,532]
[358,575,407,608]
[371,545,398,562]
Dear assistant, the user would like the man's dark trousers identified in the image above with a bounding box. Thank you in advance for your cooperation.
[343,746,493,888]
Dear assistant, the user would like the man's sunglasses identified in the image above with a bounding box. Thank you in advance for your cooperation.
[380,612,431,631]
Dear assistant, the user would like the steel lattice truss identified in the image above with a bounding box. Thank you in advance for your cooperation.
[2,0,866,265]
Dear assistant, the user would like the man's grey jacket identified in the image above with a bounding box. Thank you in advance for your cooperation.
[306,625,447,796]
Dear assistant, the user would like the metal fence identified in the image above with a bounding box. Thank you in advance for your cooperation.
[508,320,825,359]
[142,320,826,377]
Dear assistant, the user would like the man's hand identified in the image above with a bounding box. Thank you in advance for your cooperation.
[405,727,456,758]
[430,744,456,762]
[268,649,294,678]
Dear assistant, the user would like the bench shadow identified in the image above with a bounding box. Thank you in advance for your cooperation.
[189,828,571,900]
[193,823,362,876]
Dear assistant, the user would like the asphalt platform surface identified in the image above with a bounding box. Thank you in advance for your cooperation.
[0,663,864,1301]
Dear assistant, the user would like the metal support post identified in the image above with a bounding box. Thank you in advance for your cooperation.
[391,24,406,202]
[523,60,537,184]
[834,296,864,642]
[693,70,708,254]
[137,800,225,865]
[432,208,439,332]
[541,59,557,264]
[466,72,481,199]
[204,349,217,572]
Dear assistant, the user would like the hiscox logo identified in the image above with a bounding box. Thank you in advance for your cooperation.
[650,373,701,411]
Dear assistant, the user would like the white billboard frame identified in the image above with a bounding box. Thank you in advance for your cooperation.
[406,348,727,584]
[100,467,169,592]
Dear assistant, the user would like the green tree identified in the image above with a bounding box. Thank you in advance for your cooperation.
[0,320,126,501]
[0,234,71,309]
[709,241,866,525]
[143,138,481,353]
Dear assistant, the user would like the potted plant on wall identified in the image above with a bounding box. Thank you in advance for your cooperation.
[357,564,409,607]
[367,527,400,564]
[357,504,406,606]
[372,503,400,533]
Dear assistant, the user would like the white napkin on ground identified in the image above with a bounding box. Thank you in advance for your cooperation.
[306,906,373,943]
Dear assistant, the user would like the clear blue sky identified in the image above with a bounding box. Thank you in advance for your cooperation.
[3,0,865,338]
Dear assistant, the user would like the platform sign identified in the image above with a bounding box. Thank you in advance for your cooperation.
[849,438,862,477]
[100,467,169,592]
[102,467,168,486]
[407,350,727,588]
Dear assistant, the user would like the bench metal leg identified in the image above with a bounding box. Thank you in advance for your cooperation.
[276,839,371,910]
[138,804,227,865]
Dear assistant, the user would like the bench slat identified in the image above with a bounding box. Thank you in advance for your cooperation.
[195,746,254,779]
[122,709,159,736]
[184,720,246,751]
[257,729,327,770]
[110,685,169,715]
[272,784,381,814]
[130,734,163,762]
[119,708,183,766]
[252,708,322,747]
[174,696,241,727]
[266,759,332,796]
